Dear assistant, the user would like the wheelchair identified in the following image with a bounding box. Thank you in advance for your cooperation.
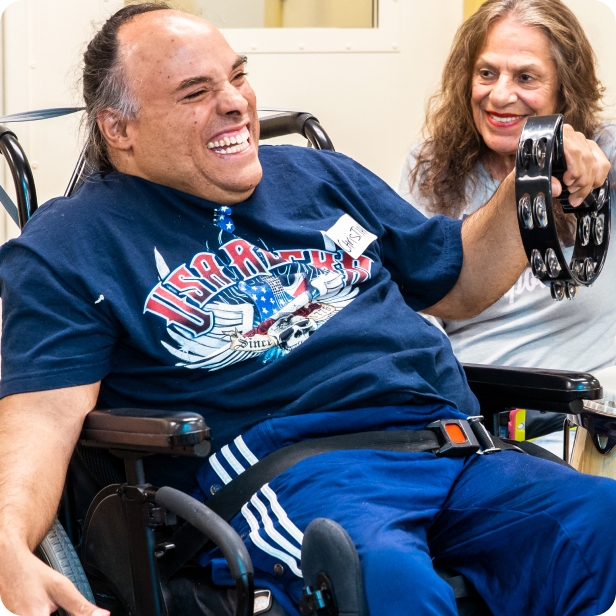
[0,111,605,616]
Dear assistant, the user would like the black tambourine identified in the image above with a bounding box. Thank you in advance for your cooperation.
[515,114,610,301]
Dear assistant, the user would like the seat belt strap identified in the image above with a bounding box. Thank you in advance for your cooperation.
[206,424,523,522]
[158,422,522,580]
[207,430,442,520]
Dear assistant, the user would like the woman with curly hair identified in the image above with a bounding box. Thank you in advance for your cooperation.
[400,0,616,441]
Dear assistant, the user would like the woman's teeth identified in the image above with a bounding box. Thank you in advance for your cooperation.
[207,129,251,154]
[488,113,525,124]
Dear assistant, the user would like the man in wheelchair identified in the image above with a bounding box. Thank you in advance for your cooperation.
[0,3,615,616]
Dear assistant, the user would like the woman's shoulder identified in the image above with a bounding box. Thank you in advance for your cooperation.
[398,141,430,212]
[400,141,431,178]
[398,140,492,219]
[594,122,616,160]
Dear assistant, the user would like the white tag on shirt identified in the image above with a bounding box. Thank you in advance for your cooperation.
[324,214,377,259]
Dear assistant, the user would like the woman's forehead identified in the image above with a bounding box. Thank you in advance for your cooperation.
[476,19,555,70]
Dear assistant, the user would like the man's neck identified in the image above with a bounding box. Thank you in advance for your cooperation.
[110,159,256,205]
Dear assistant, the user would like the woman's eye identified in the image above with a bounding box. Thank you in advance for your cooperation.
[479,69,494,79]
[519,74,534,83]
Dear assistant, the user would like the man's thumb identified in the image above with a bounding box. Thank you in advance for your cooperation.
[51,578,109,616]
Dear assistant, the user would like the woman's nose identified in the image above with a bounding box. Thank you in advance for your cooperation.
[489,75,517,108]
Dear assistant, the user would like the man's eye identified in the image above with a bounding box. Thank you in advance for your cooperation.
[184,90,206,100]
[234,72,248,81]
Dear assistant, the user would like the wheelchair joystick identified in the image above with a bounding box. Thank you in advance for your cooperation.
[515,114,610,300]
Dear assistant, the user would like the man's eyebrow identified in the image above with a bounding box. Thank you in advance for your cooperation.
[174,56,248,93]
[233,55,248,70]
[174,75,211,92]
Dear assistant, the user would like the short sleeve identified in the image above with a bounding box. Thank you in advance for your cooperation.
[0,243,119,398]
[337,154,464,311]
[380,210,463,311]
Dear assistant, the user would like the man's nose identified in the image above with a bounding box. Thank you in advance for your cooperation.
[216,81,249,116]
[489,75,517,108]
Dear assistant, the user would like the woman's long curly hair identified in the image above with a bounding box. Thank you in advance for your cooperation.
[410,0,605,219]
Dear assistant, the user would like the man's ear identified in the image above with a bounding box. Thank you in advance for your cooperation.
[97,109,134,153]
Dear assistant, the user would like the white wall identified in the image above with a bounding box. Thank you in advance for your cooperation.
[0,0,615,245]
[0,0,123,242]
[565,0,616,114]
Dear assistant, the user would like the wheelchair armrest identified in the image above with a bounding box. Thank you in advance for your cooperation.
[79,408,211,457]
[463,363,602,418]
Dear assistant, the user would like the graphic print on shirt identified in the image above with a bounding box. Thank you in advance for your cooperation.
[504,266,546,305]
[144,237,373,370]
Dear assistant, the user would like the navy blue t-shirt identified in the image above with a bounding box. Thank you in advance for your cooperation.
[0,146,478,450]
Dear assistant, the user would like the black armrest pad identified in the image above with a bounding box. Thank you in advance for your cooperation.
[80,408,211,457]
[463,364,602,416]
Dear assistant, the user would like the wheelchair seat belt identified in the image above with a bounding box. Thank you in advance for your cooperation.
[206,418,523,523]
[159,419,566,580]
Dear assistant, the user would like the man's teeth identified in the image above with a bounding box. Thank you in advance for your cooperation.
[207,129,251,153]
[489,113,525,123]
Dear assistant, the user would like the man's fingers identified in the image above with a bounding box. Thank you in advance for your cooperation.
[48,573,109,616]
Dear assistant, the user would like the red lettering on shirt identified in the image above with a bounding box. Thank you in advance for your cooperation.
[306,250,338,273]
[220,239,269,278]
[145,284,213,337]
[340,253,372,285]
[189,252,234,294]
[165,265,216,306]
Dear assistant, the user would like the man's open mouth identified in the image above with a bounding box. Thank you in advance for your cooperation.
[207,128,251,155]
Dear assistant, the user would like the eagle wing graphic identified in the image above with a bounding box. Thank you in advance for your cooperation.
[162,302,257,368]
[164,283,360,372]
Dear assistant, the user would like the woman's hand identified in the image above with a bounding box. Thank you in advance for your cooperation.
[554,124,611,206]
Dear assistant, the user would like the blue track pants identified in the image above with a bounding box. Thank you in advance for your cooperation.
[196,408,616,616]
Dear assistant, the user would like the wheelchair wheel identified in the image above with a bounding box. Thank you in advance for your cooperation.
[35,518,95,616]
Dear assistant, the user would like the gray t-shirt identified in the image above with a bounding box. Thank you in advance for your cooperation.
[398,124,616,373]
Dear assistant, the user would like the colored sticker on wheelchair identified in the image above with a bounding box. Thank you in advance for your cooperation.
[144,236,373,370]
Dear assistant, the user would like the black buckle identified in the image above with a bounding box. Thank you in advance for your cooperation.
[467,416,501,454]
[426,419,480,457]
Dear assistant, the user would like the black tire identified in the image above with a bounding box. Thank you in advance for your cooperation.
[35,518,95,615]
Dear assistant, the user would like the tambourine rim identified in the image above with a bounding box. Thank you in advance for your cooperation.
[515,114,611,294]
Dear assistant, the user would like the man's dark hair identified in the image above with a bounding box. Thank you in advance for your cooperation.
[82,2,172,174]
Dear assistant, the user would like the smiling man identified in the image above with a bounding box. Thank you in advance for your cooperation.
[0,3,615,616]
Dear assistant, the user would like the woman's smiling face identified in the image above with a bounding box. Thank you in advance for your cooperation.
[471,18,559,161]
